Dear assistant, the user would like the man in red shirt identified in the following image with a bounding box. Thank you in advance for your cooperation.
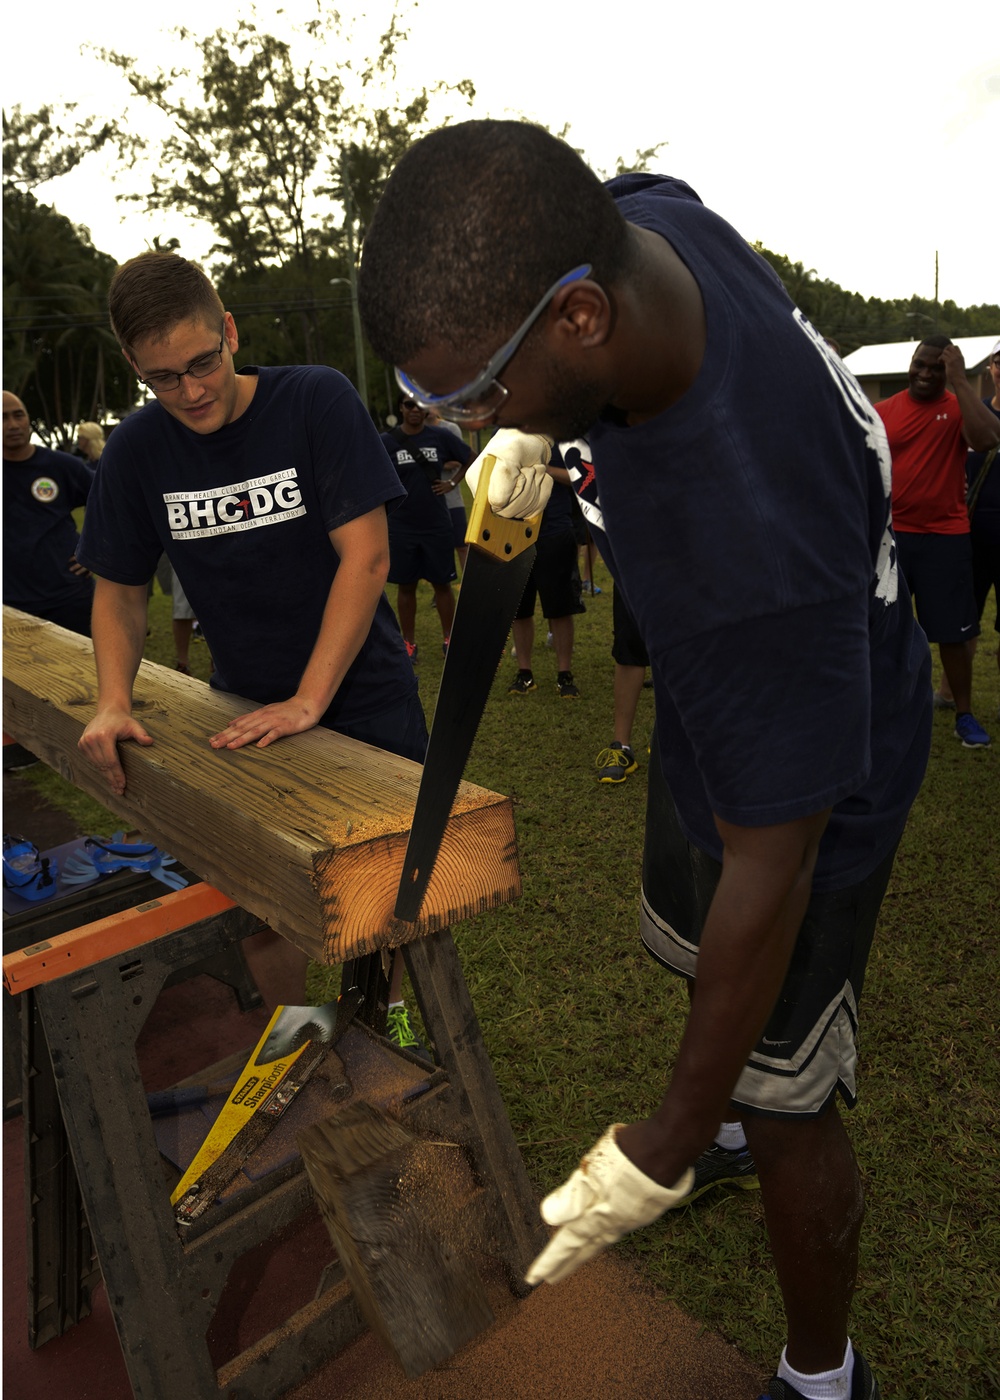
[876,336,1000,747]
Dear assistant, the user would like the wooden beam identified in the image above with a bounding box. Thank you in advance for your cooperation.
[2,608,520,962]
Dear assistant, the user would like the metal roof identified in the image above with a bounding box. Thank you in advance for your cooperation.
[842,335,999,378]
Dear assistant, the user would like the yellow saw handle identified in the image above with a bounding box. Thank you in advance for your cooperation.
[464,454,544,562]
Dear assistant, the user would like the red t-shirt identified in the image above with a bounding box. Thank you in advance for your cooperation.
[875,389,969,534]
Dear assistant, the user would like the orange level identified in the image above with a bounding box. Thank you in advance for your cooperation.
[3,883,238,994]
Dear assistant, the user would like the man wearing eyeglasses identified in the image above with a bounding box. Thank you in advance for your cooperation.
[76,252,424,1010]
[358,121,934,1400]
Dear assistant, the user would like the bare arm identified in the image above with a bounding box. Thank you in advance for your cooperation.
[431,457,472,495]
[209,505,391,751]
[617,806,830,1184]
[77,577,155,795]
[942,345,1000,450]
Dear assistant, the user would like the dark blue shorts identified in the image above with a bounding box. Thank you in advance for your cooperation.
[515,529,584,621]
[894,531,979,644]
[639,731,899,1119]
[387,529,457,587]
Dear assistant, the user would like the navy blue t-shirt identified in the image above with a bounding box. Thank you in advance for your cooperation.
[3,446,94,610]
[78,366,417,726]
[564,174,932,890]
[380,426,471,536]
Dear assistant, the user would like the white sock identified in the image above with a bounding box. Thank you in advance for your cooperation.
[714,1120,747,1152]
[777,1340,853,1400]
[388,1000,404,1009]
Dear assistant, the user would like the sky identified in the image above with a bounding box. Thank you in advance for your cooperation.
[5,0,998,312]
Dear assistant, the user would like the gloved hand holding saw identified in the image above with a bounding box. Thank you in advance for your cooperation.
[524,1125,694,1286]
[465,429,554,519]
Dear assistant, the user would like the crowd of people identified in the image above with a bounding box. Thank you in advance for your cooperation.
[3,124,997,1400]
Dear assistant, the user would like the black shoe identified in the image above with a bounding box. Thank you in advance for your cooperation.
[556,671,579,698]
[759,1348,881,1399]
[596,742,638,783]
[508,669,537,694]
[683,1143,759,1204]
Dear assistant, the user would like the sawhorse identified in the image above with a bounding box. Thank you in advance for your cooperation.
[5,884,544,1399]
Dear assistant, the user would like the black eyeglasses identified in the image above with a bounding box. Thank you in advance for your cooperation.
[138,324,226,392]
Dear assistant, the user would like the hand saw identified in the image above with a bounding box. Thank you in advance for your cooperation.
[393,455,542,923]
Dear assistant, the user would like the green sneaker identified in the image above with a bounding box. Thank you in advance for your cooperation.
[386,1004,430,1060]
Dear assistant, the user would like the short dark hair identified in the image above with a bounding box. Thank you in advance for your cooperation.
[359,120,632,367]
[917,334,952,352]
[109,253,224,356]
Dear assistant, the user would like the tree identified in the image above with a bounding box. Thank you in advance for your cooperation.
[3,186,134,444]
[2,103,117,193]
[752,243,1000,354]
[3,106,138,444]
[92,5,473,416]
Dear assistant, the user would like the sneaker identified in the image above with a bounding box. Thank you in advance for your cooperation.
[758,1347,881,1399]
[596,742,638,783]
[954,713,991,747]
[442,635,450,656]
[679,1143,759,1205]
[581,580,603,596]
[932,691,956,710]
[386,1005,431,1061]
[404,640,418,663]
[176,663,192,675]
[556,671,580,698]
[509,670,537,694]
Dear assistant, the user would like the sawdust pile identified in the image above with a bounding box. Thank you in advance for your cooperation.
[290,1249,762,1400]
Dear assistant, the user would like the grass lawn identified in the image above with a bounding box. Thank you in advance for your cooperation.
[19,564,999,1398]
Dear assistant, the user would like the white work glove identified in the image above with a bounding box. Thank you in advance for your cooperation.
[465,429,554,519]
[524,1126,695,1287]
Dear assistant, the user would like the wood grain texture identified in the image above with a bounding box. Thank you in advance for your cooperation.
[297,1102,494,1379]
[2,608,520,961]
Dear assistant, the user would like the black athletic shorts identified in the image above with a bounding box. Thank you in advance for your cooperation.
[387,529,457,587]
[611,585,649,668]
[515,529,585,620]
[638,731,898,1119]
[893,531,980,644]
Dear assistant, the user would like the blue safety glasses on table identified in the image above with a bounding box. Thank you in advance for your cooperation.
[395,263,592,423]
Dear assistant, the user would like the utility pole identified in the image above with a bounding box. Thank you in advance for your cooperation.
[340,153,369,411]
[934,250,939,307]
